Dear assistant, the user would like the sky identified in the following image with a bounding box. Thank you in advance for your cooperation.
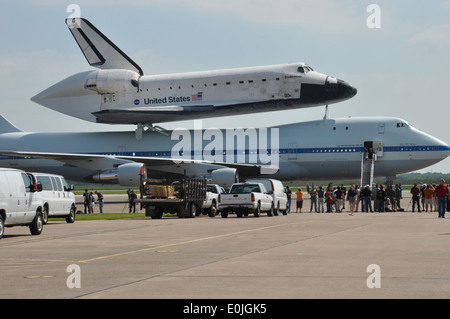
[0,0,449,173]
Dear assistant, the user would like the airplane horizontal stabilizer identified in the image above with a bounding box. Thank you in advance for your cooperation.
[0,116,22,133]
[66,18,143,75]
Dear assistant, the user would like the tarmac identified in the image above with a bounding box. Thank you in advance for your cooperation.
[1,192,449,301]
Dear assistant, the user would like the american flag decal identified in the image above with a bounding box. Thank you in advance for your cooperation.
[192,93,203,101]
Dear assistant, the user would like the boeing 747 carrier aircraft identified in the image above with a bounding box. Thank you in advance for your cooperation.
[0,115,448,187]
[31,18,357,132]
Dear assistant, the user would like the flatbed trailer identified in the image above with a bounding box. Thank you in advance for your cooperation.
[136,178,208,219]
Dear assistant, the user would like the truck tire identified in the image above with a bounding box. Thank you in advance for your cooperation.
[42,206,49,225]
[221,211,228,218]
[208,201,217,217]
[0,215,4,240]
[274,202,280,216]
[254,203,261,217]
[267,202,274,217]
[66,205,76,223]
[30,211,44,236]
[190,202,198,218]
[152,209,163,219]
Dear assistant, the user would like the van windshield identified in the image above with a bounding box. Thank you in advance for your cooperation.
[61,178,70,191]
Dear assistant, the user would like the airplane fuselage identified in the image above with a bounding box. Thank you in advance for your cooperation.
[0,117,448,184]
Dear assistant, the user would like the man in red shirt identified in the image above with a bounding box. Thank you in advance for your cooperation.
[435,179,449,218]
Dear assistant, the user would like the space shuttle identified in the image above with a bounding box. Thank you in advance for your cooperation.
[31,18,357,130]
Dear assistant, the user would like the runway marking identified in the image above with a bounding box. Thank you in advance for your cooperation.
[78,221,296,264]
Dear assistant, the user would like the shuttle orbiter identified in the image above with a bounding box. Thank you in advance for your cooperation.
[31,18,357,131]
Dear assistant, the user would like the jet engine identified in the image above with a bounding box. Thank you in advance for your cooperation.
[93,163,145,186]
[210,168,239,188]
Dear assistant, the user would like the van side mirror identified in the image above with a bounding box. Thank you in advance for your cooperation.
[64,184,74,191]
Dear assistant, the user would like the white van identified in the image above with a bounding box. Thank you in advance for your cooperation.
[0,168,44,240]
[245,179,288,215]
[27,173,76,224]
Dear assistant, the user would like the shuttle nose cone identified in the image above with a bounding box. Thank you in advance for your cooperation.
[30,71,100,123]
[300,76,357,105]
[337,79,357,99]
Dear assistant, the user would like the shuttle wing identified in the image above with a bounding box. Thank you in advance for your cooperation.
[0,150,278,176]
[66,18,144,75]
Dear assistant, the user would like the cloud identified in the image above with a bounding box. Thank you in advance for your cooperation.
[406,23,450,48]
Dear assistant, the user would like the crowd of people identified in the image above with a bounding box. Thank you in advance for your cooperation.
[82,189,104,214]
[286,179,450,217]
[82,188,138,214]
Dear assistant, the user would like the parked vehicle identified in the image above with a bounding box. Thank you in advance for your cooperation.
[0,168,44,239]
[137,179,222,218]
[27,172,76,224]
[219,182,274,218]
[245,179,288,215]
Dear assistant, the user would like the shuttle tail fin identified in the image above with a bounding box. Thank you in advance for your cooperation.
[66,18,144,75]
[0,116,22,133]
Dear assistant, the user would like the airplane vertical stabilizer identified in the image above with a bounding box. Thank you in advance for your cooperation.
[0,116,22,133]
[66,18,144,75]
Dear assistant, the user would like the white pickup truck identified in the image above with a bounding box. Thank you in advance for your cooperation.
[197,184,225,217]
[219,182,274,218]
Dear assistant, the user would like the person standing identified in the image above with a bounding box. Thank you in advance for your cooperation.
[89,191,96,213]
[129,190,137,213]
[371,184,379,212]
[361,185,373,213]
[325,186,334,213]
[295,188,304,213]
[377,185,387,212]
[95,191,104,214]
[394,184,402,211]
[317,186,325,213]
[347,184,357,216]
[435,179,449,218]
[340,184,347,210]
[285,186,292,213]
[334,186,343,213]
[423,184,435,212]
[309,185,318,213]
[83,189,90,214]
[410,183,421,212]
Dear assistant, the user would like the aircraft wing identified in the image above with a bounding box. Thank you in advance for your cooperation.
[0,150,278,176]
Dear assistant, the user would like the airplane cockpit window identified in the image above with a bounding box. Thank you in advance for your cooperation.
[297,66,305,73]
[396,122,411,128]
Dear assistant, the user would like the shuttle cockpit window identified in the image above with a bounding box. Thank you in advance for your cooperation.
[297,66,305,74]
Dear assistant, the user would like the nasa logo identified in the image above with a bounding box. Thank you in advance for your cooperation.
[134,99,140,106]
